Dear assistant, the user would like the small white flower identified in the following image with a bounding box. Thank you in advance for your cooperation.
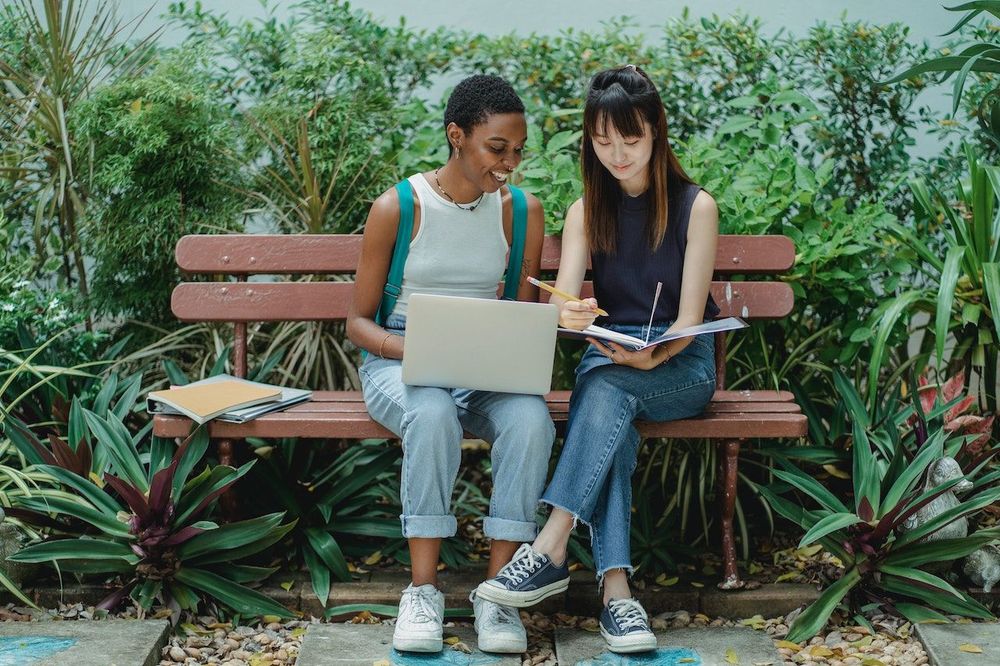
[1,303,14,312]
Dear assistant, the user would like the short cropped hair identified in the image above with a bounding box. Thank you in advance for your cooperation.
[443,75,524,154]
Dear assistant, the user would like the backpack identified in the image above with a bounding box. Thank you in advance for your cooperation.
[374,179,528,326]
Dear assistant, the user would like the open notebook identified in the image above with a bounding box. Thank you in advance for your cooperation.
[558,280,747,351]
[559,317,748,351]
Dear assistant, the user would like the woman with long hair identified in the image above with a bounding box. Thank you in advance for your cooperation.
[477,65,720,654]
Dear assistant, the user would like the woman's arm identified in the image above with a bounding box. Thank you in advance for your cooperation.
[674,189,719,330]
[514,192,545,302]
[346,188,406,360]
[552,198,600,329]
[650,189,719,361]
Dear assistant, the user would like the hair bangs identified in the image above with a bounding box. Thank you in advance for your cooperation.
[585,84,646,140]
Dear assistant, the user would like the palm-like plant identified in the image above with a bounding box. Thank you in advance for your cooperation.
[245,439,402,608]
[0,0,156,302]
[755,371,1000,642]
[884,2,1000,145]
[870,144,1000,411]
[5,410,295,618]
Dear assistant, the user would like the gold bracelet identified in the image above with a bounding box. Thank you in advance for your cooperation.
[377,333,393,359]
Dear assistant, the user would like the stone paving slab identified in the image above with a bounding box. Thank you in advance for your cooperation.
[915,622,1000,666]
[297,624,521,666]
[0,619,169,666]
[555,626,782,665]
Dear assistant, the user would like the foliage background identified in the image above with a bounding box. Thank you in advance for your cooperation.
[1,0,998,599]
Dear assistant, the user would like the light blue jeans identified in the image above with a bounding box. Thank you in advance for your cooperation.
[359,313,556,542]
[540,322,717,580]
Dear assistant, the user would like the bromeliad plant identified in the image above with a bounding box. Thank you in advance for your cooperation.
[5,408,295,618]
[755,371,1000,642]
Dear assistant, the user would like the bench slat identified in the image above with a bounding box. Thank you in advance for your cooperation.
[171,281,794,322]
[153,410,807,440]
[303,389,795,403]
[176,235,794,276]
[278,400,800,415]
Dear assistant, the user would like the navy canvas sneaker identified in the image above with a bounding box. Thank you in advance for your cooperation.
[474,543,570,607]
[600,597,657,653]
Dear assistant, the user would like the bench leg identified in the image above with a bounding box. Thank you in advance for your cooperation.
[717,438,745,590]
[217,438,240,522]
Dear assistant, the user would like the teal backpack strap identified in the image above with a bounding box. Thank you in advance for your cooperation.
[375,180,415,326]
[502,184,528,301]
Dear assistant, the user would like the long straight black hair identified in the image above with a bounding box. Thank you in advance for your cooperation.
[581,65,694,254]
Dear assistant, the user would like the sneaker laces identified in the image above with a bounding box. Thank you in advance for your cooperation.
[608,598,649,631]
[400,586,440,625]
[486,601,520,626]
[496,545,544,585]
[470,590,520,627]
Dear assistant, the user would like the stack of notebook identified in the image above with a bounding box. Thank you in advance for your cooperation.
[146,374,311,425]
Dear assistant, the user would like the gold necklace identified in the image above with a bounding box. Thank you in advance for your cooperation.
[434,168,484,211]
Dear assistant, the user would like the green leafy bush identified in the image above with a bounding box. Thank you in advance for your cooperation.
[76,52,243,324]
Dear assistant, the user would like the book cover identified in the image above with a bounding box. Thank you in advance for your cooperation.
[147,375,312,424]
[558,317,749,351]
[147,380,281,425]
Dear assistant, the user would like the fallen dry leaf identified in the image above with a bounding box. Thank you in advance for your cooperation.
[823,463,850,479]
[725,647,739,664]
[774,640,802,650]
[959,643,984,653]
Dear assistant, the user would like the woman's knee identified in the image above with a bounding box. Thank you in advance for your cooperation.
[498,399,555,448]
[399,390,462,442]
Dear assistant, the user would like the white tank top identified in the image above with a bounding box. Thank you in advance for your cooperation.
[391,173,509,317]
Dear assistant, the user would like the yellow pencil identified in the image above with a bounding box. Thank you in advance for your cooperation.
[528,277,609,316]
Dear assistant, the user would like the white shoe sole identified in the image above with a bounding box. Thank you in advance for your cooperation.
[477,634,527,654]
[392,634,442,652]
[475,577,569,607]
[600,626,657,653]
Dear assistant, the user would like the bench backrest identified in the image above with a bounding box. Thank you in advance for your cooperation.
[171,234,795,386]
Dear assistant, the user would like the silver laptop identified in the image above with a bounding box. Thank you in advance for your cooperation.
[402,294,559,395]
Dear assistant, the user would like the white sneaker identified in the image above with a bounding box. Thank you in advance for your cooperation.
[471,590,527,654]
[393,583,444,653]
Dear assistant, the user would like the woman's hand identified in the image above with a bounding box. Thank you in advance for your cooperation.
[588,338,668,371]
[559,298,600,330]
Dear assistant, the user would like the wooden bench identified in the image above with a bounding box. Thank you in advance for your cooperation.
[152,233,808,590]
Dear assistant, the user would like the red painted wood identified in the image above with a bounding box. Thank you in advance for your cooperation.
[176,234,795,276]
[152,410,806,439]
[301,389,795,403]
[171,281,793,322]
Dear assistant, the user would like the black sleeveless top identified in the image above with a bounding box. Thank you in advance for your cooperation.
[591,179,720,325]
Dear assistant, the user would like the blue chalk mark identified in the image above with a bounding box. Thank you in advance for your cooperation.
[390,647,502,666]
[0,636,78,665]
[576,647,702,666]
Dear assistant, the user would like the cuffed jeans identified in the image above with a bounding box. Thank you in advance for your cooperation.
[540,322,716,580]
[359,314,555,543]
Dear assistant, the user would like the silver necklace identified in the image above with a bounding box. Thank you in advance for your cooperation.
[434,168,484,211]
